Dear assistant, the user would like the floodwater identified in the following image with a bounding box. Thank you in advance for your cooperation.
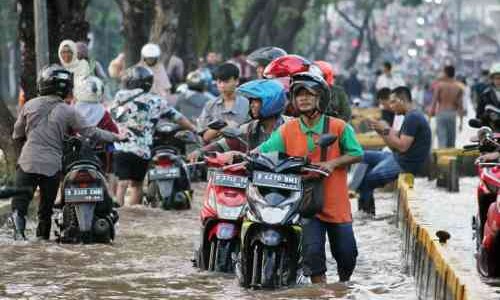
[412,177,500,299]
[0,183,416,299]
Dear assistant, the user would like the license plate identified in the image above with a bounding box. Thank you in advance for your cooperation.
[213,173,248,189]
[149,167,181,180]
[64,187,104,203]
[252,171,301,191]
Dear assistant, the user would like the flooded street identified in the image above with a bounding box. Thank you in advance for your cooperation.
[0,183,415,299]
[411,177,500,299]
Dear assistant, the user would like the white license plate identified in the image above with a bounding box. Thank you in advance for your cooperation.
[149,167,181,180]
[64,187,103,203]
[213,173,248,189]
[252,171,301,191]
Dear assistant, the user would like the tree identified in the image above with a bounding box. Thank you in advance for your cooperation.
[46,0,91,64]
[334,0,378,69]
[115,0,154,67]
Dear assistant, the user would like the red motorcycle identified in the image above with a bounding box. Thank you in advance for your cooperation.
[467,120,500,277]
[194,152,248,273]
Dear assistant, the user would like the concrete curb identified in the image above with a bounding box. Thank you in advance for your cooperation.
[395,174,469,300]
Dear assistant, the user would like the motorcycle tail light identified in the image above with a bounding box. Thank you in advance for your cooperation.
[155,156,172,167]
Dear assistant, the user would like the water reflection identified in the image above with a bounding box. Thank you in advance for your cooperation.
[0,183,415,299]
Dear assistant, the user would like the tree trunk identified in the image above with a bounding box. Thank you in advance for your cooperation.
[116,0,154,67]
[175,0,210,72]
[18,0,37,101]
[0,96,18,179]
[335,1,376,69]
[273,0,310,52]
[47,0,91,64]
[367,18,381,68]
[149,0,181,69]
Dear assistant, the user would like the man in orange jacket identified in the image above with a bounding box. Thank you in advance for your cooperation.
[258,72,363,283]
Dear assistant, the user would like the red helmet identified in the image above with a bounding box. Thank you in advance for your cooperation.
[314,60,335,86]
[263,55,312,78]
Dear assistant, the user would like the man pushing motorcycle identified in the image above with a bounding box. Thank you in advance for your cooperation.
[256,72,363,283]
[11,64,127,240]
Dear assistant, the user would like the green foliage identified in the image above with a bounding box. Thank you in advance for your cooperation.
[86,1,124,67]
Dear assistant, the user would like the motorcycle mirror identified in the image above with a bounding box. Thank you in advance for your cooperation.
[468,119,482,128]
[207,119,228,131]
[316,134,337,148]
[174,130,200,145]
[478,126,494,142]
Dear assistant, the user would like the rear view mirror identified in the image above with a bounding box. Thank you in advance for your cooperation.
[478,126,494,142]
[174,130,200,145]
[469,119,482,128]
[207,120,228,131]
[316,134,337,148]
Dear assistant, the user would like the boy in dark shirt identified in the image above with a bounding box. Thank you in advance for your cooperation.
[358,86,431,215]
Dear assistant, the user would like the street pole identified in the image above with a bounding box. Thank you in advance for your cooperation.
[34,0,49,74]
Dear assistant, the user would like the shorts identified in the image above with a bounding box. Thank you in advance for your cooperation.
[112,151,149,181]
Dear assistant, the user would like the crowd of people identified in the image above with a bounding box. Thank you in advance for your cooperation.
[9,38,500,284]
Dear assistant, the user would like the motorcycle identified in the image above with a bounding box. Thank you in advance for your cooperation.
[144,122,197,210]
[236,134,335,289]
[466,119,500,277]
[193,125,250,273]
[54,136,118,243]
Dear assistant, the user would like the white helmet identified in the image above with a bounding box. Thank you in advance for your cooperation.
[490,62,500,77]
[141,43,161,59]
[74,76,104,103]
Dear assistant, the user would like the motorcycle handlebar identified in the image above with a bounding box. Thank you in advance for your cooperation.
[302,165,331,177]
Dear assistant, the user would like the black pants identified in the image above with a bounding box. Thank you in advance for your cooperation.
[12,167,59,237]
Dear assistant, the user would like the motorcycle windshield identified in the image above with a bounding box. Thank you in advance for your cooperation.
[247,152,306,174]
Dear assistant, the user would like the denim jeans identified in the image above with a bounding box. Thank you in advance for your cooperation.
[436,111,457,148]
[301,218,358,281]
[357,150,402,207]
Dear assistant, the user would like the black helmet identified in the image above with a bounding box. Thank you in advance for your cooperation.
[247,46,287,68]
[37,64,73,98]
[122,66,154,92]
[290,72,330,112]
[186,70,206,91]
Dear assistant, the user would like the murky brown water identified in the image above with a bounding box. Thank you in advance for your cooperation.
[0,183,415,299]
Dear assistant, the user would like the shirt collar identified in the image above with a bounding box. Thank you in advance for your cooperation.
[299,114,325,135]
[215,95,245,114]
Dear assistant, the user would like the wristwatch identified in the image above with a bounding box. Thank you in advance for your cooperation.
[382,127,391,136]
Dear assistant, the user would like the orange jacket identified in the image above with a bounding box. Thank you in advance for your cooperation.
[281,117,351,223]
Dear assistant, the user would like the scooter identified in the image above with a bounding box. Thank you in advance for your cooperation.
[194,151,248,272]
[54,136,118,243]
[236,134,335,289]
[466,119,500,277]
[144,122,196,210]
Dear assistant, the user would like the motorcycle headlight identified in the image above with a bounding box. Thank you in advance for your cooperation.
[208,189,217,209]
[260,205,290,225]
[217,204,245,220]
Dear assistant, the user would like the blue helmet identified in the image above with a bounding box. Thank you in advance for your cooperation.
[237,79,286,118]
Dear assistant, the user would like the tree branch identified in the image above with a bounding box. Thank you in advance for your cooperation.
[334,2,361,31]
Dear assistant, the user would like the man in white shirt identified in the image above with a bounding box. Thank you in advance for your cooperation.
[376,61,405,91]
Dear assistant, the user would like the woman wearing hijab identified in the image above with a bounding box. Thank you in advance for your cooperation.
[58,39,90,88]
